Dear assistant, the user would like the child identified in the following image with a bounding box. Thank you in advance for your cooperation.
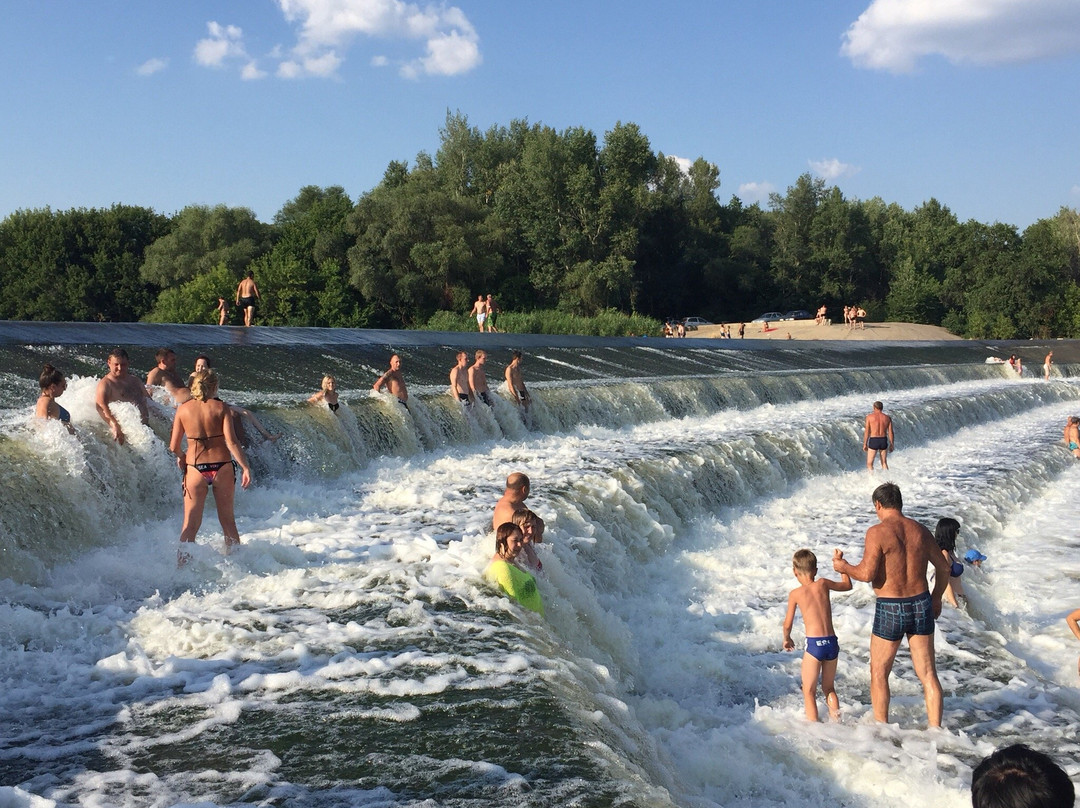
[782,549,852,721]
[1067,608,1080,679]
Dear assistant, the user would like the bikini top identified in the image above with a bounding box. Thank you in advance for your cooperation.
[56,404,71,423]
[328,402,339,412]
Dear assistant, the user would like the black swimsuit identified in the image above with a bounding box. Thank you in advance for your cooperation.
[328,402,339,412]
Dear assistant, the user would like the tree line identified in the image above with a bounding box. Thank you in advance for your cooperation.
[2,111,1079,338]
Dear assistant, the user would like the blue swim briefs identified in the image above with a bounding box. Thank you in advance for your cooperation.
[805,635,839,661]
[873,591,934,641]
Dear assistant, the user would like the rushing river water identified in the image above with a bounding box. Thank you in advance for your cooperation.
[1,323,1079,808]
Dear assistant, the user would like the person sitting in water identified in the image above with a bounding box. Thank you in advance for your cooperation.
[308,375,340,412]
[484,522,544,615]
[146,347,191,404]
[1064,416,1080,458]
[964,549,987,568]
[189,355,281,444]
[36,364,75,434]
[934,517,966,608]
[510,508,545,573]
[373,354,409,408]
[170,369,252,563]
[493,472,530,529]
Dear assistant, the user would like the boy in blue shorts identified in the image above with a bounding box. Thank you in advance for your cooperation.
[783,549,852,721]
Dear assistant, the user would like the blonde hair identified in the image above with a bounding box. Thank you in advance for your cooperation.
[793,549,817,575]
[510,508,536,529]
[321,375,335,392]
[189,369,219,401]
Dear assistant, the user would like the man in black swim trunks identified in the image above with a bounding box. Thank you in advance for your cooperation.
[833,482,951,727]
[449,350,474,405]
[235,270,260,327]
[863,401,894,471]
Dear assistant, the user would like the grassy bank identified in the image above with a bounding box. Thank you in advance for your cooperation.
[423,308,663,337]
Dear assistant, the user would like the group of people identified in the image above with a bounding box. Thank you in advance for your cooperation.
[485,472,546,615]
[469,294,501,333]
[842,305,867,329]
[662,321,687,338]
[814,305,828,325]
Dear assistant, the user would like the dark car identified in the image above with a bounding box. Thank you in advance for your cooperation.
[783,310,812,320]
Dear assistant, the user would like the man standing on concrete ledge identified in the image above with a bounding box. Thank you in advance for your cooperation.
[833,482,950,728]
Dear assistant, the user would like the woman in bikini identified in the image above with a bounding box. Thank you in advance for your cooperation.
[36,364,75,434]
[308,375,340,412]
[170,369,251,562]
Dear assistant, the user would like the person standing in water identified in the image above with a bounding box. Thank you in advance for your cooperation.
[146,348,191,404]
[235,271,260,327]
[863,401,894,471]
[449,351,474,405]
[170,369,252,563]
[493,472,530,529]
[1044,350,1054,381]
[833,482,951,728]
[469,350,494,407]
[36,364,75,434]
[95,348,150,445]
[373,354,409,409]
[505,350,530,411]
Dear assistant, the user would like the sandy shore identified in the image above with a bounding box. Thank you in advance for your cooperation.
[690,319,962,341]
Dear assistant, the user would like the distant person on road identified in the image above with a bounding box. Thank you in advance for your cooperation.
[235,271,260,327]
[36,364,75,434]
[216,297,229,326]
[449,351,474,406]
[95,348,149,445]
[863,401,894,471]
[373,354,409,409]
[485,294,501,333]
[782,548,852,721]
[739,323,745,339]
[470,295,487,332]
[833,482,951,728]
[469,350,494,407]
[1044,350,1053,381]
[505,350,531,411]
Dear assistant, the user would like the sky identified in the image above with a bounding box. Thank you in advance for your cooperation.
[3,0,1080,229]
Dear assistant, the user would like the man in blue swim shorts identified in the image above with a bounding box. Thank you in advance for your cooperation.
[833,482,951,728]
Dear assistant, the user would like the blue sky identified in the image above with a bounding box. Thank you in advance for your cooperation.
[3,0,1079,229]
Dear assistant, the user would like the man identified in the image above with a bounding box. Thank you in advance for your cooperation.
[972,744,1074,808]
[146,348,190,404]
[373,354,408,408]
[833,482,951,727]
[505,350,530,411]
[863,401,894,471]
[1044,350,1053,381]
[95,347,150,445]
[449,351,473,405]
[493,472,530,530]
[469,350,494,407]
[235,271,260,327]
[470,295,487,332]
[485,294,501,333]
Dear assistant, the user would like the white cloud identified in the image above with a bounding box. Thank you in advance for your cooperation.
[274,0,481,78]
[136,57,168,76]
[809,158,860,180]
[371,54,389,67]
[194,22,249,68]
[669,156,693,175]
[843,0,1080,73]
[241,61,268,80]
[738,181,776,205]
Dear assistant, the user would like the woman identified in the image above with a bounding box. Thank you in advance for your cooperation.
[510,508,545,572]
[36,364,75,434]
[170,369,251,562]
[189,355,280,444]
[308,375,340,412]
[934,517,966,608]
[484,523,544,615]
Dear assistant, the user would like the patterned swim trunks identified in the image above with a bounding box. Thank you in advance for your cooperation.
[873,591,934,641]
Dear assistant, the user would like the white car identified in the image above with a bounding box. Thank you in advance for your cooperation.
[681,317,713,330]
[750,312,784,323]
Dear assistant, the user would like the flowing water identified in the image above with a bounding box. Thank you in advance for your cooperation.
[2,324,1079,807]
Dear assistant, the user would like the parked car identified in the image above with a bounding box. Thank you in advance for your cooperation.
[783,310,812,320]
[750,312,784,323]
[681,317,714,330]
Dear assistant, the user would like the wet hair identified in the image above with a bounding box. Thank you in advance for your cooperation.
[872,481,903,511]
[321,375,335,392]
[873,401,884,411]
[511,350,522,361]
[39,364,64,391]
[155,347,175,362]
[189,369,219,401]
[510,508,540,534]
[474,350,486,361]
[971,744,1074,808]
[107,347,129,361]
[793,549,817,575]
[934,517,961,553]
[494,522,523,556]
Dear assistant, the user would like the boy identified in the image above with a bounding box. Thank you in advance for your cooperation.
[782,549,852,721]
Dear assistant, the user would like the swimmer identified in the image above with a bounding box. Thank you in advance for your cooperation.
[146,347,191,404]
[373,354,408,407]
[309,375,340,412]
[449,351,474,406]
[484,522,544,615]
[468,350,494,407]
[1067,608,1080,679]
[510,508,544,573]
[934,517,966,608]
[493,472,530,529]
[1044,350,1053,381]
[95,347,149,445]
[1064,416,1080,458]
[782,549,852,721]
[36,364,75,434]
[863,401,894,471]
[189,356,281,443]
[504,350,530,411]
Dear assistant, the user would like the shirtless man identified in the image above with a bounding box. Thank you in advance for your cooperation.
[470,295,487,332]
[493,472,530,530]
[95,347,150,445]
[373,354,409,408]
[235,271,260,327]
[1063,416,1080,458]
[833,482,950,727]
[485,294,500,333]
[505,350,530,410]
[449,351,473,405]
[1044,350,1053,381]
[863,401,894,471]
[146,348,191,404]
[468,350,494,406]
